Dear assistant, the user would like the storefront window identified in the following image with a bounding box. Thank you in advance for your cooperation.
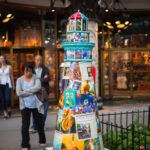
[102,16,150,49]
[133,52,150,97]
[44,20,55,48]
[13,50,34,79]
[111,34,150,48]
[44,50,56,99]
[102,49,150,99]
[112,51,131,98]
[14,20,41,47]
[104,51,109,97]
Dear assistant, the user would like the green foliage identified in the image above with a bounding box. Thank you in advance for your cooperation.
[103,121,150,150]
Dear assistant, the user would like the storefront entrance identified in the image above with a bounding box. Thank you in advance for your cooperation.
[12,48,42,106]
[13,48,36,80]
[0,47,43,106]
[101,48,150,99]
[43,48,65,103]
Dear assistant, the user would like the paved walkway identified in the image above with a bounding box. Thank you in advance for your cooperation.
[0,113,57,150]
[0,105,149,150]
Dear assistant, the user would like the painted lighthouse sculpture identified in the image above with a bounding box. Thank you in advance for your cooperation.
[53,11,103,150]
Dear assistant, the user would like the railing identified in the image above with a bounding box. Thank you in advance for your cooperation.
[99,107,150,150]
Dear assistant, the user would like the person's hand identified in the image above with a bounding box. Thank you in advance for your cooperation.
[44,75,48,79]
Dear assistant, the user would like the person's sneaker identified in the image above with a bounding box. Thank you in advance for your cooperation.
[29,128,37,133]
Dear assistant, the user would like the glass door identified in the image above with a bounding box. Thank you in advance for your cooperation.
[132,51,150,98]
[44,49,65,103]
[13,49,34,80]
[12,49,35,105]
[111,51,131,98]
[44,50,56,100]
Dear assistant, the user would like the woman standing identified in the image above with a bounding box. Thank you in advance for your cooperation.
[16,62,46,150]
[0,55,15,119]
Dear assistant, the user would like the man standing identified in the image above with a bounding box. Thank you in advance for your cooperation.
[30,55,50,133]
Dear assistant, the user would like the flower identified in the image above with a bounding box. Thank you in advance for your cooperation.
[140,145,145,150]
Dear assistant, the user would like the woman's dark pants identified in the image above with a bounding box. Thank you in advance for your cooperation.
[21,108,46,149]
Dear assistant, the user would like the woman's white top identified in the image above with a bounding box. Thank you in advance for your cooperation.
[0,65,12,88]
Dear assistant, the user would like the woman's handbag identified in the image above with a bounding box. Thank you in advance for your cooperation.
[34,79,49,103]
[36,86,49,103]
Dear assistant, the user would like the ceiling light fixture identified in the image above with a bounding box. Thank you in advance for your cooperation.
[45,40,49,44]
[117,24,125,28]
[107,25,114,29]
[124,26,128,30]
[2,18,10,23]
[51,9,55,12]
[106,22,111,25]
[105,9,109,12]
[11,16,14,19]
[2,36,5,39]
[115,21,120,25]
[125,21,129,25]
[6,13,12,18]
[58,30,62,33]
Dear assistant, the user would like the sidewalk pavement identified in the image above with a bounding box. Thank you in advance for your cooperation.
[0,113,57,150]
[0,103,150,150]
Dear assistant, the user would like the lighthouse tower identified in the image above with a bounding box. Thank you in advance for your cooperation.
[53,11,103,150]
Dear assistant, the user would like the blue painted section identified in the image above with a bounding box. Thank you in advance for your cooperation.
[62,42,95,48]
[67,31,89,34]
[64,47,92,51]
[65,59,92,62]
[64,89,76,108]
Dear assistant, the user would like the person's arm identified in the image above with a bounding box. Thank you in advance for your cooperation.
[16,78,33,97]
[41,67,50,83]
[9,66,15,90]
[24,78,41,93]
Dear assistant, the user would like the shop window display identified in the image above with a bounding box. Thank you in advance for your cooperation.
[133,52,150,97]
[103,50,150,99]
[103,51,109,97]
[109,16,150,48]
[44,20,55,48]
[12,51,34,78]
[112,52,131,97]
[44,50,56,99]
[14,21,41,47]
[12,53,18,80]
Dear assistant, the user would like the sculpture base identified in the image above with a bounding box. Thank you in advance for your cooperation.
[32,147,109,150]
